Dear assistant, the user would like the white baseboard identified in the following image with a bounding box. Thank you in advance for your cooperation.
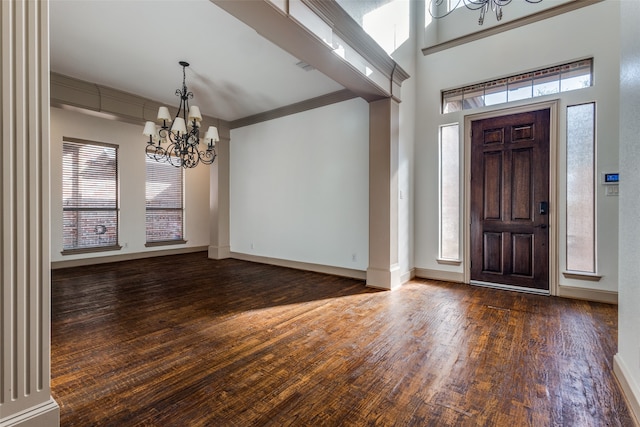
[557,284,618,304]
[51,246,209,269]
[229,252,366,280]
[400,268,415,285]
[414,268,465,283]
[0,398,59,427]
[614,354,640,426]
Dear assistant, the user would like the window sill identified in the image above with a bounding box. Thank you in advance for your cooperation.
[562,271,602,282]
[436,258,462,266]
[145,239,187,248]
[61,245,123,256]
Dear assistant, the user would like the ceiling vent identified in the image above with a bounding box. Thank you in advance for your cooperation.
[295,60,315,72]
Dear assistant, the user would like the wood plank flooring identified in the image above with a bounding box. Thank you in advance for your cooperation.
[51,252,635,426]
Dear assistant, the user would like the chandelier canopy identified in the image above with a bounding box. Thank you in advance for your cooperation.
[429,0,542,25]
[143,61,219,168]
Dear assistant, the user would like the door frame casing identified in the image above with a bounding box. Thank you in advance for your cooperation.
[463,100,559,296]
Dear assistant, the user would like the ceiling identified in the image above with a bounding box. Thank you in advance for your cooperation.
[50,0,346,123]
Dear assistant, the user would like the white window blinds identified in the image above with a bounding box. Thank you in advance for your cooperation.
[145,157,184,243]
[62,138,119,252]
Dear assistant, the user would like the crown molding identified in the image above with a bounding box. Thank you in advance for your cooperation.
[229,89,357,129]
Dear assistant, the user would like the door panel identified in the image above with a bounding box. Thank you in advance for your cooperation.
[483,232,503,273]
[512,149,532,220]
[470,109,550,290]
[483,152,502,220]
[512,233,533,277]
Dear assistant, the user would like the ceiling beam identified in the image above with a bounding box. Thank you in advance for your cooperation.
[210,0,401,103]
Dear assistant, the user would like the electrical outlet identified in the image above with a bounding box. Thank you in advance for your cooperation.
[250,242,254,250]
[352,253,357,262]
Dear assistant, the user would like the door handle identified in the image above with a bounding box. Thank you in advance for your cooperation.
[539,201,548,215]
[535,224,548,229]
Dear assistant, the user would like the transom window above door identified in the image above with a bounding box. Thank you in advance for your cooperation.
[441,58,593,113]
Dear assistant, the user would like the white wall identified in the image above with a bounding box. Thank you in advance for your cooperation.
[230,98,369,271]
[50,107,210,262]
[616,0,640,414]
[415,1,621,292]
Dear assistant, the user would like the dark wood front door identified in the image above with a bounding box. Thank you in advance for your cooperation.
[470,109,550,291]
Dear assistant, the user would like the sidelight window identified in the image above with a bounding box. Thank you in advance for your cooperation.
[439,123,460,261]
[566,102,596,273]
[62,138,119,254]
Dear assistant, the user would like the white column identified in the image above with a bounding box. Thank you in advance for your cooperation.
[208,128,231,260]
[367,98,401,290]
[614,0,640,421]
[1,1,59,426]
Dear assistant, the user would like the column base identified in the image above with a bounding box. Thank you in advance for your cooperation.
[208,245,231,260]
[366,265,402,290]
[0,398,59,427]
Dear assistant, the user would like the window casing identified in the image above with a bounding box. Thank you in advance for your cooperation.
[145,157,185,245]
[62,138,119,254]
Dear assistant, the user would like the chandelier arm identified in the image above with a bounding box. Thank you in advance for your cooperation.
[146,144,169,163]
[198,147,217,165]
[168,151,183,168]
[461,0,496,12]
[429,0,464,19]
[462,0,512,8]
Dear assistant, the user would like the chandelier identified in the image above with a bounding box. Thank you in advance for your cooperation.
[429,0,542,25]
[143,61,219,168]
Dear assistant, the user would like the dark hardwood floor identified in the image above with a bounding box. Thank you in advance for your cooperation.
[51,252,635,426]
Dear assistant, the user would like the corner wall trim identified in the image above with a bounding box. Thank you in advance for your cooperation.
[51,246,209,270]
[557,284,618,304]
[230,252,366,280]
[613,355,640,427]
[414,268,465,283]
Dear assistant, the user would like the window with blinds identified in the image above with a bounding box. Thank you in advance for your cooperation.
[145,157,184,245]
[62,138,119,253]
